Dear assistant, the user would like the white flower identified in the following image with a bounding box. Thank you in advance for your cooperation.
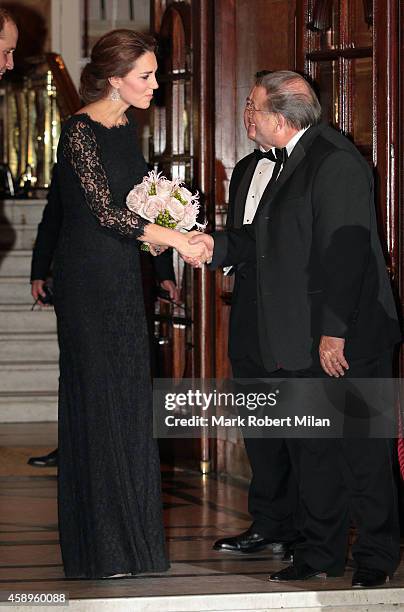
[178,204,197,230]
[155,179,173,198]
[142,195,167,221]
[126,184,147,214]
[177,186,193,203]
[144,170,162,187]
[166,196,186,222]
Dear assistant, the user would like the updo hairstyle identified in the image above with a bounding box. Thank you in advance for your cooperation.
[80,29,156,104]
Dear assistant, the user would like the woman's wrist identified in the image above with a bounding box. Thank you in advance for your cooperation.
[168,230,186,251]
[142,224,184,249]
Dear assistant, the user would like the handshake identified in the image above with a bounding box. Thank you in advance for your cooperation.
[180,231,214,267]
[150,231,214,268]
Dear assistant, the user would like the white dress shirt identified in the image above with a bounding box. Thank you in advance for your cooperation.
[222,127,310,276]
[243,127,309,224]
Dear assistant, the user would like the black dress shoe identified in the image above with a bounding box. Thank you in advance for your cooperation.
[213,528,274,553]
[352,567,390,588]
[269,562,340,582]
[27,448,58,468]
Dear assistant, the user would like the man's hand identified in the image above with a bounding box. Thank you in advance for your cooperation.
[31,279,47,302]
[175,231,212,267]
[319,335,349,377]
[183,233,214,267]
[160,280,181,303]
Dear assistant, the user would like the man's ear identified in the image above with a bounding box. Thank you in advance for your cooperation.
[108,76,122,90]
[275,113,286,132]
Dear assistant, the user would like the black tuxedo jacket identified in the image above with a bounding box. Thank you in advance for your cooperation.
[212,124,401,371]
[31,164,176,284]
[224,153,270,367]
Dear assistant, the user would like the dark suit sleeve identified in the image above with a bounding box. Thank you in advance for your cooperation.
[209,158,256,270]
[210,226,256,270]
[225,169,238,230]
[312,150,373,337]
[153,249,176,282]
[30,165,63,281]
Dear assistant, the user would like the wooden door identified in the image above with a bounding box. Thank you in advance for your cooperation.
[151,0,215,471]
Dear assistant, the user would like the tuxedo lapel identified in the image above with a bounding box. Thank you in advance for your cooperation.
[256,124,323,218]
[260,142,306,205]
[233,156,258,228]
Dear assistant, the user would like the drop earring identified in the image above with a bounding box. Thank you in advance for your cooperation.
[110,88,121,101]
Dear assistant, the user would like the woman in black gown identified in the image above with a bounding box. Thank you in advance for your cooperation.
[54,29,207,579]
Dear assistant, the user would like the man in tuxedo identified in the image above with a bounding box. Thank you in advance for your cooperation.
[29,164,179,467]
[212,72,300,558]
[190,70,401,587]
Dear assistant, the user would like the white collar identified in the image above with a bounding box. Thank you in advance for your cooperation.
[285,126,310,155]
[259,126,310,156]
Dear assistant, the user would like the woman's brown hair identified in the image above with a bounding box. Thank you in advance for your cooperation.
[80,29,156,104]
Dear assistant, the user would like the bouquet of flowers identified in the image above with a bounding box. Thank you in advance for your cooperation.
[126,171,205,251]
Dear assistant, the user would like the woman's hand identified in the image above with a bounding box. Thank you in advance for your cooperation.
[188,233,214,263]
[174,232,211,267]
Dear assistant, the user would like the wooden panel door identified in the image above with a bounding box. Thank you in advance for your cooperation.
[151,0,215,471]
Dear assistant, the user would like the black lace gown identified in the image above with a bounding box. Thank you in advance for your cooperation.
[54,113,169,579]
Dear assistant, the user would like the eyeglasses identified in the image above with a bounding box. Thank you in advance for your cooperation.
[245,100,271,115]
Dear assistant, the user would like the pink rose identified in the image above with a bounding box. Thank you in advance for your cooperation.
[166,197,186,222]
[177,186,193,203]
[178,204,197,230]
[155,179,173,198]
[142,195,166,221]
[126,184,147,214]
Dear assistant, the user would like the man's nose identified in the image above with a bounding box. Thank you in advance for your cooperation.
[6,53,14,70]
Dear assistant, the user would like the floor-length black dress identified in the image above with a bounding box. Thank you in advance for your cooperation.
[54,113,169,579]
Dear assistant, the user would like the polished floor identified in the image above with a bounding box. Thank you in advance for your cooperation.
[1,423,404,611]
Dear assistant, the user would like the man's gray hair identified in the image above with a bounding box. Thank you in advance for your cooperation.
[256,70,321,129]
[0,8,16,34]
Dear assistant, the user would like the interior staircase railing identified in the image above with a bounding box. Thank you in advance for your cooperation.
[0,52,81,195]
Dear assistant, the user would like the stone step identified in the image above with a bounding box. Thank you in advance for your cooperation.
[9,587,404,612]
[0,333,59,362]
[0,303,36,310]
[0,198,46,225]
[0,391,57,422]
[0,223,37,250]
[0,363,59,393]
[0,309,56,333]
[0,277,35,304]
[0,250,32,277]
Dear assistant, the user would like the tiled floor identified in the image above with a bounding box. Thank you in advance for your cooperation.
[0,423,403,611]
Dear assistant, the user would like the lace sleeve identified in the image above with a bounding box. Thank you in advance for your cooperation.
[61,118,149,238]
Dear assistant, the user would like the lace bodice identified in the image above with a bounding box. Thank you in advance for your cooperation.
[60,116,149,238]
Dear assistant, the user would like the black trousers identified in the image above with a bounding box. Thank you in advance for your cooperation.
[233,351,400,575]
[231,355,299,543]
[286,351,400,576]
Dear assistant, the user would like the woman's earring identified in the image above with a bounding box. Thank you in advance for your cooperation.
[110,88,121,101]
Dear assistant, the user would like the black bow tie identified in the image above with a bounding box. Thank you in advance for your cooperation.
[254,147,288,164]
